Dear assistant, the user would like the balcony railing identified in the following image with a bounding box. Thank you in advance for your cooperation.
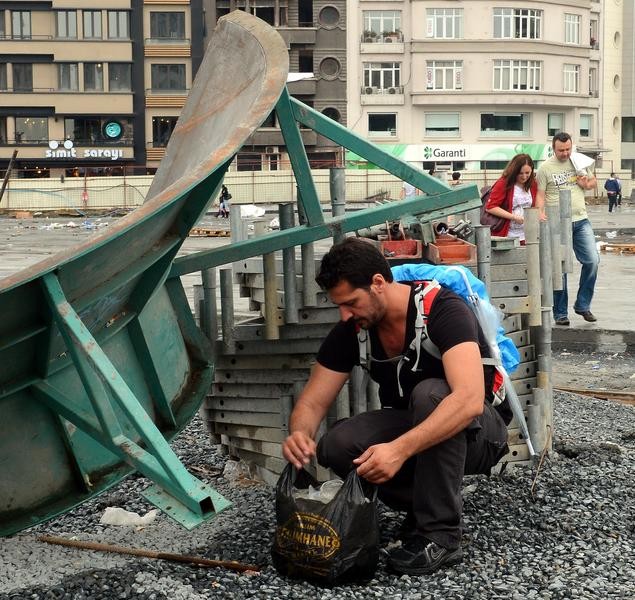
[145,88,189,95]
[361,85,404,95]
[361,31,404,44]
[145,37,190,45]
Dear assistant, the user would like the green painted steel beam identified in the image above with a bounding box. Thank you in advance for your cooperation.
[275,88,324,226]
[38,272,231,527]
[171,189,481,277]
[289,97,451,195]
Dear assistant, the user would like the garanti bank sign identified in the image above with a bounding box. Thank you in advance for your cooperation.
[45,140,124,161]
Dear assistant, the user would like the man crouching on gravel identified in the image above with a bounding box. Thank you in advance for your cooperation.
[282,237,511,575]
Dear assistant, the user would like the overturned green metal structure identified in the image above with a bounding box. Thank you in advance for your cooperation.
[0,12,481,536]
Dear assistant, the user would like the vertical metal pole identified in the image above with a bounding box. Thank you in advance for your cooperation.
[558,189,573,274]
[350,367,367,416]
[219,268,235,354]
[193,284,204,329]
[201,269,218,358]
[230,204,247,243]
[279,203,299,323]
[546,204,563,291]
[524,208,541,327]
[254,220,280,340]
[330,167,346,245]
[475,225,492,293]
[298,190,318,307]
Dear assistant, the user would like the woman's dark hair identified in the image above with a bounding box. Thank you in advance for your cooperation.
[316,237,393,291]
[502,153,535,192]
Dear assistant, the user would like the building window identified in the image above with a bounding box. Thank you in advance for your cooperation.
[579,114,592,138]
[0,117,6,144]
[368,113,396,137]
[0,64,7,91]
[12,63,32,92]
[362,11,402,43]
[150,12,185,41]
[58,63,79,91]
[363,62,400,91]
[481,112,529,137]
[426,61,462,91]
[15,117,48,143]
[109,63,132,91]
[0,10,5,38]
[493,60,541,91]
[548,113,564,137]
[622,117,635,142]
[236,152,261,171]
[152,116,178,147]
[108,11,129,39]
[83,10,102,39]
[65,117,132,145]
[590,19,598,47]
[56,10,77,39]
[84,63,104,91]
[426,8,463,39]
[565,14,580,44]
[493,8,541,39]
[425,112,460,138]
[589,67,598,96]
[151,64,186,92]
[11,10,31,39]
[564,64,580,93]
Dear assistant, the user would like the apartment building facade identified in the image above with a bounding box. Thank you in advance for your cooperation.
[203,0,346,170]
[347,0,615,172]
[0,0,204,178]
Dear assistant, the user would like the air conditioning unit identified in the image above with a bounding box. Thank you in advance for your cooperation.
[364,86,375,95]
[387,86,399,94]
[265,146,278,154]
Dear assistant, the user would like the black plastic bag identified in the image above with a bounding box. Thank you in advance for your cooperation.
[271,464,379,585]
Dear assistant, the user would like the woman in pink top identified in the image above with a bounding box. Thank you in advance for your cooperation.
[484,153,537,243]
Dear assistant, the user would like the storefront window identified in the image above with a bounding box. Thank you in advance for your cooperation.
[64,117,133,145]
[15,117,48,143]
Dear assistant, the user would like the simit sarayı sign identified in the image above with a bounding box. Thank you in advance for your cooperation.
[45,140,124,161]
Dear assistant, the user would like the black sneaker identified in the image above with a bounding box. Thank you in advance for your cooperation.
[574,310,597,322]
[388,535,463,575]
[554,317,570,326]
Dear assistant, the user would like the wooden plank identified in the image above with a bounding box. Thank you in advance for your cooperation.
[189,227,231,237]
[600,243,635,254]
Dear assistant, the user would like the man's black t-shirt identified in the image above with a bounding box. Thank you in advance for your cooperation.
[317,284,511,422]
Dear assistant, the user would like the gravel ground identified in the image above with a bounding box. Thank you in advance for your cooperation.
[1,361,635,599]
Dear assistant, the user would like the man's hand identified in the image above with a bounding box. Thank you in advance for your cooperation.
[282,431,316,469]
[353,442,407,484]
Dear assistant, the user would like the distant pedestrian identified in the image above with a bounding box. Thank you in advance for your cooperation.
[216,184,231,218]
[604,173,621,213]
[450,171,461,186]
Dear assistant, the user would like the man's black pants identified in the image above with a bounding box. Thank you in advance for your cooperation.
[316,378,509,550]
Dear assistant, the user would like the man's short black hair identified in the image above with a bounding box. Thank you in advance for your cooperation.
[452,171,461,181]
[316,237,393,291]
[552,132,572,147]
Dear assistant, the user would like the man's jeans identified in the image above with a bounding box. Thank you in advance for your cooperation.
[553,218,599,320]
